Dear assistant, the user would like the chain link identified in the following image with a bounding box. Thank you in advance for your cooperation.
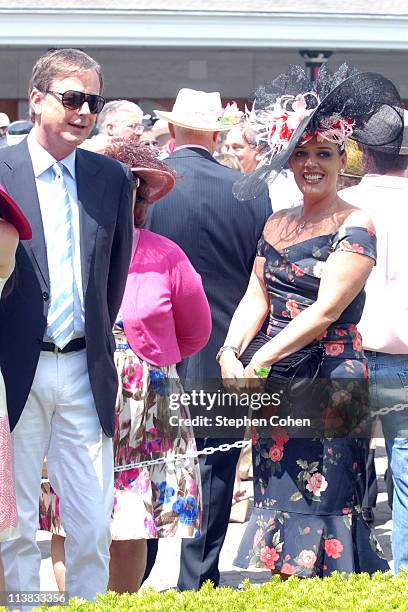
[113,439,251,472]
[113,402,408,472]
[370,402,408,418]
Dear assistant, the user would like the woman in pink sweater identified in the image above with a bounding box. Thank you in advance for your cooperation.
[40,137,211,593]
[108,138,211,592]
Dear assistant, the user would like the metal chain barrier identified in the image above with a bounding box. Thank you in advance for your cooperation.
[370,403,408,418]
[113,401,408,472]
[113,439,251,472]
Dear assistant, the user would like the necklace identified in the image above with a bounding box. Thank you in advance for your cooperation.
[296,198,339,232]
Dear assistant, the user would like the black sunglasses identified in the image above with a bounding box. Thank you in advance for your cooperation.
[47,90,106,114]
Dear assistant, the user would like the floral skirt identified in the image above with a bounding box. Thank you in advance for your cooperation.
[234,355,389,576]
[235,505,388,577]
[111,344,201,540]
[39,343,202,540]
[0,373,19,542]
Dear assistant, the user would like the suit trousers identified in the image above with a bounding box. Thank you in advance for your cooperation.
[177,438,241,590]
[0,349,113,600]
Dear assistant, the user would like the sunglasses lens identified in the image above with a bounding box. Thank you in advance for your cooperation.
[61,91,105,114]
[85,94,105,114]
[62,91,84,110]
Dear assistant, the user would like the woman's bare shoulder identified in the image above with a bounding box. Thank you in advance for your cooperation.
[337,201,375,232]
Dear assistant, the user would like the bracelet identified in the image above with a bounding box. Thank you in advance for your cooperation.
[216,345,239,362]
[252,360,271,379]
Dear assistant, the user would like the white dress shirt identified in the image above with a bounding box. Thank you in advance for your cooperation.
[340,174,408,354]
[27,131,85,339]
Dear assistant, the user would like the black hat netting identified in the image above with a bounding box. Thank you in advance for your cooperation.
[233,63,403,201]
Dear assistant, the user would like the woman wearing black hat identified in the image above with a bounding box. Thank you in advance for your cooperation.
[219,64,403,577]
[0,186,32,589]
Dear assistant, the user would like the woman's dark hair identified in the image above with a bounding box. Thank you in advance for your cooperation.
[104,134,177,227]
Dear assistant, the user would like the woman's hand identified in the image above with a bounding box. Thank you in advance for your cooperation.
[243,359,268,390]
[219,351,245,393]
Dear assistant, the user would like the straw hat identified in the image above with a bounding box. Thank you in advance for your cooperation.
[152,119,170,138]
[343,139,364,178]
[154,88,242,132]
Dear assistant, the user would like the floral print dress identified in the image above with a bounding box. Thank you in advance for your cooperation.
[234,226,389,576]
[111,323,202,540]
[0,277,19,542]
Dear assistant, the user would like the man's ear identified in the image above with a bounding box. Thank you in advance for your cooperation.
[106,122,116,137]
[212,131,219,143]
[29,89,45,119]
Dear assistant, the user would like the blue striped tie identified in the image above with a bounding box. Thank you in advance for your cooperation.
[46,162,75,349]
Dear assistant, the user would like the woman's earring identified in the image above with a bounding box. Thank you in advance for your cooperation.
[339,168,345,174]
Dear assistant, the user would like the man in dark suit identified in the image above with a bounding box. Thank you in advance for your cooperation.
[146,88,271,590]
[0,49,132,599]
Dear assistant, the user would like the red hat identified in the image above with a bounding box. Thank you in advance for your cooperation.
[0,185,32,240]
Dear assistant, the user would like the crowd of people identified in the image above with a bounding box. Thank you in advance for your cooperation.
[0,47,407,601]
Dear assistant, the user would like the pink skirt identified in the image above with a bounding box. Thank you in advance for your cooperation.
[0,373,19,541]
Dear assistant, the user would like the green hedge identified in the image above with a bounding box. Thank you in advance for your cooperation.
[9,572,408,611]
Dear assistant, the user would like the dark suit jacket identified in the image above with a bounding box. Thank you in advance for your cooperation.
[146,147,271,380]
[0,140,133,436]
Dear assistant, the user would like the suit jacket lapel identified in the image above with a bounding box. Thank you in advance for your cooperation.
[76,149,105,296]
[1,140,50,288]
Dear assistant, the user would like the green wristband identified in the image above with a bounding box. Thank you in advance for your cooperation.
[252,362,271,378]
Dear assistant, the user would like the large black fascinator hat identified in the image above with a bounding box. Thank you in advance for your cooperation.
[233,63,404,200]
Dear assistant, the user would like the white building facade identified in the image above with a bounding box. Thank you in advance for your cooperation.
[1,0,408,119]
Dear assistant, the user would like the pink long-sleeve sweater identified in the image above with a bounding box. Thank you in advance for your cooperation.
[121,229,212,366]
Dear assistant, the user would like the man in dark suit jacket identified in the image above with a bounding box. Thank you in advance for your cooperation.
[146,88,271,590]
[0,49,132,599]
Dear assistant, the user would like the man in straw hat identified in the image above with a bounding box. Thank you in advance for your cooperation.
[341,110,408,574]
[146,87,271,590]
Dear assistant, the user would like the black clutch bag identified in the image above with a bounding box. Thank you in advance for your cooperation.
[240,331,324,400]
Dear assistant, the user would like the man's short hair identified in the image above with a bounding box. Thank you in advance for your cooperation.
[29,48,103,98]
[28,48,103,122]
[365,147,408,175]
[96,100,144,133]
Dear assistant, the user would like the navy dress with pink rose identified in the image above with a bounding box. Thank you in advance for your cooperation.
[234,225,389,576]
